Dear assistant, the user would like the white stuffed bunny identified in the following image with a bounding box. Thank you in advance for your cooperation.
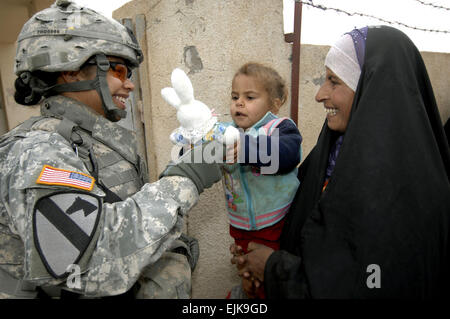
[161,68,239,147]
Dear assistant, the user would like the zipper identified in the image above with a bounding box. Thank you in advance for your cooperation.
[239,165,255,229]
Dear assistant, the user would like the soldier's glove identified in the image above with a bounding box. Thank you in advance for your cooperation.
[159,141,224,194]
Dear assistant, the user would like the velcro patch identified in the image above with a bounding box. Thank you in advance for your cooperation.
[36,165,95,191]
[33,192,101,278]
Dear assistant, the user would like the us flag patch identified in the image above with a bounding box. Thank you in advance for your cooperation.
[36,165,95,191]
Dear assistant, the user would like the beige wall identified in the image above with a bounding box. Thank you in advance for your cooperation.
[422,51,450,123]
[0,0,449,299]
[0,43,41,131]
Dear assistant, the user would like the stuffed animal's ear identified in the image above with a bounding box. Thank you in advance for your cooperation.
[161,87,181,109]
[171,68,194,105]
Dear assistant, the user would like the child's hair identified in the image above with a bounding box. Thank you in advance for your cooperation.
[234,62,288,107]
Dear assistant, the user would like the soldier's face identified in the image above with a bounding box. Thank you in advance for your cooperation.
[60,57,135,119]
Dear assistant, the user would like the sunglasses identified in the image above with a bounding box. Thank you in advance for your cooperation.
[109,62,133,82]
[85,60,133,82]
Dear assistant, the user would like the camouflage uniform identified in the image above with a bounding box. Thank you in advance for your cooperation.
[0,94,200,298]
[0,1,208,299]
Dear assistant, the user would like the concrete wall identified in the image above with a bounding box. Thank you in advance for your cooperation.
[0,43,41,132]
[422,51,450,123]
[0,0,53,134]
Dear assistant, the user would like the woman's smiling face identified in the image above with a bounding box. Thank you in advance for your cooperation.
[315,67,355,133]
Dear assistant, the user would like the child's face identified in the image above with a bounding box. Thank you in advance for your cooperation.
[231,74,275,130]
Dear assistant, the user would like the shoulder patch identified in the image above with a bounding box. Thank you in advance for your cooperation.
[36,165,95,191]
[33,192,102,278]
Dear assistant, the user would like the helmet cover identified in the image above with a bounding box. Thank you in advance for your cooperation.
[15,0,143,75]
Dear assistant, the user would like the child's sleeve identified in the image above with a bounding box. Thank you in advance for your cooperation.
[239,120,302,174]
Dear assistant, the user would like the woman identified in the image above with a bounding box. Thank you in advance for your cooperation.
[0,1,220,298]
[232,26,450,298]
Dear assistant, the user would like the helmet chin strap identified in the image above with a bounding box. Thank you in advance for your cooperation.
[48,53,127,122]
[94,54,127,121]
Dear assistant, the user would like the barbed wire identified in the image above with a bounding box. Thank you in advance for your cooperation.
[297,0,450,34]
[414,0,450,11]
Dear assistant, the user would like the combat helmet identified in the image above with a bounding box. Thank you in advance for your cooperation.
[14,0,143,120]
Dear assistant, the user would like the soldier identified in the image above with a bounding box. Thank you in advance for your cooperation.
[0,0,221,298]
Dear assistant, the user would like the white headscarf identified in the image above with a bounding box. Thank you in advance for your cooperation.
[324,33,361,92]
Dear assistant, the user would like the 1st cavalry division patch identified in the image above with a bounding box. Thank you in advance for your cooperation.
[36,165,95,191]
[33,192,101,278]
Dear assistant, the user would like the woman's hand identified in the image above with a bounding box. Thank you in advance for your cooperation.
[245,242,274,282]
[230,242,274,297]
[230,243,263,298]
[230,242,274,281]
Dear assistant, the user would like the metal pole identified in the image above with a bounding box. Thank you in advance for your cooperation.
[290,0,302,126]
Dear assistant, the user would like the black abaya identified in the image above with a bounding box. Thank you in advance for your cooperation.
[265,26,450,299]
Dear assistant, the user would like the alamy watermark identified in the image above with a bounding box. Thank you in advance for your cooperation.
[366,264,381,289]
[66,264,81,289]
[66,262,381,291]
[171,127,280,174]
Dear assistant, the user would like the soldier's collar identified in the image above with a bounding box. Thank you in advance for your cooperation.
[41,95,99,133]
[41,95,138,164]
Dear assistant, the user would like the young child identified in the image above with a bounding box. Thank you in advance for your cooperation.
[223,62,302,298]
